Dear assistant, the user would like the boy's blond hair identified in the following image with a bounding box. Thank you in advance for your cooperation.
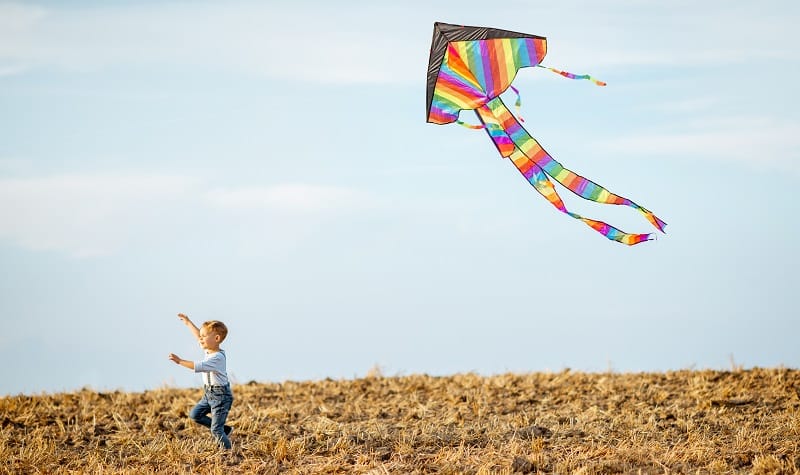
[202,320,228,342]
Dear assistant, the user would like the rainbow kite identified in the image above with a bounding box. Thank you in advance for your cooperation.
[426,22,666,245]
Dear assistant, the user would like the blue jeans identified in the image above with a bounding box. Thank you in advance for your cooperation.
[189,384,233,449]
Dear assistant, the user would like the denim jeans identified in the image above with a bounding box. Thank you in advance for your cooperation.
[189,384,234,449]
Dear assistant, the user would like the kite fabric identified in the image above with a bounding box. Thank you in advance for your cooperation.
[426,22,666,245]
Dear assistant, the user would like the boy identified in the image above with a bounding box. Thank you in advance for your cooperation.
[169,313,234,449]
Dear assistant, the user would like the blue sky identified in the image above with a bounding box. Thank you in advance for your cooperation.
[1,0,798,395]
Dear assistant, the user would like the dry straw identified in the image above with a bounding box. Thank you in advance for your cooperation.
[2,368,799,473]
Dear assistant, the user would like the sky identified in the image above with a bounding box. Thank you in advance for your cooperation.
[1,0,798,396]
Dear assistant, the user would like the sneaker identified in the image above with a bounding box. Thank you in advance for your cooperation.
[224,425,233,436]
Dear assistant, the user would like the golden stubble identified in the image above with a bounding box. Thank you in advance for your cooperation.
[2,368,799,474]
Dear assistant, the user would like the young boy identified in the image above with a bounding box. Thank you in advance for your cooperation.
[169,313,234,449]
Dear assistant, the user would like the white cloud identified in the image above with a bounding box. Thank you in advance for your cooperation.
[0,173,373,258]
[0,2,419,84]
[0,2,46,32]
[1,1,795,84]
[508,1,798,70]
[597,116,800,174]
[0,63,27,76]
[647,97,720,114]
[0,173,199,257]
[0,157,33,173]
[207,184,369,214]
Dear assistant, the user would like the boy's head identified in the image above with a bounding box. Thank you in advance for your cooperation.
[198,320,228,351]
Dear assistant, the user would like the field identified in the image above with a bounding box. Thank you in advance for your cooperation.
[2,367,798,474]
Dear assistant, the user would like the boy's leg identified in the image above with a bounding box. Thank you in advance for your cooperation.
[209,390,234,449]
[189,394,212,428]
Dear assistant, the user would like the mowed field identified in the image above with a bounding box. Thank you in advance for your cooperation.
[2,368,798,474]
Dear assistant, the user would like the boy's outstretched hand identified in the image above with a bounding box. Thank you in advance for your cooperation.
[171,313,201,369]
[169,353,194,369]
[177,312,201,338]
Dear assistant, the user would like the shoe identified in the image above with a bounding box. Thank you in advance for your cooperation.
[224,425,233,436]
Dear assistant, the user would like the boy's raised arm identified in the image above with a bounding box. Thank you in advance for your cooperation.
[178,313,201,339]
[168,353,195,370]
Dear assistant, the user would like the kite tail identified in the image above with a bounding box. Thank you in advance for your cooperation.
[456,119,486,130]
[475,98,666,243]
[507,149,655,245]
[537,64,607,86]
[483,97,666,233]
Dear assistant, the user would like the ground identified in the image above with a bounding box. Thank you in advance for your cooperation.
[2,368,798,473]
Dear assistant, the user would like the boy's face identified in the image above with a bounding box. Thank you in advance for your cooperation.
[198,327,221,351]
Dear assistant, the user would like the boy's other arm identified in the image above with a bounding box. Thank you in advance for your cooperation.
[168,353,195,370]
[177,313,201,339]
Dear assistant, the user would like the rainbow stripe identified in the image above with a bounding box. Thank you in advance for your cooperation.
[505,148,656,245]
[476,97,667,243]
[429,37,545,125]
[428,30,665,245]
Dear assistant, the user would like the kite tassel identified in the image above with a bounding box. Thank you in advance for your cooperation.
[537,64,607,86]
[455,120,486,130]
[641,209,668,233]
[508,85,525,122]
[456,120,505,134]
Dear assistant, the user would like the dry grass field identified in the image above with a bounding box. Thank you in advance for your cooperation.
[2,367,798,474]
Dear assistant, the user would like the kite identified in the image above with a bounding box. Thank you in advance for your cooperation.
[426,22,666,245]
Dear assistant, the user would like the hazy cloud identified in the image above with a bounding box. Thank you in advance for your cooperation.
[0,173,373,258]
[0,2,419,84]
[0,173,199,257]
[1,1,794,83]
[207,184,370,214]
[598,116,800,174]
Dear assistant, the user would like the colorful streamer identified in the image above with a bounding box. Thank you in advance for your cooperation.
[426,22,665,245]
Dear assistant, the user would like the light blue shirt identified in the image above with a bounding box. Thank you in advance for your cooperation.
[193,349,228,386]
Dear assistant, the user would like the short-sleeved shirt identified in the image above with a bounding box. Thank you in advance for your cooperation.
[194,349,228,386]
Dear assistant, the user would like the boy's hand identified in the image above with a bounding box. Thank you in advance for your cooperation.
[176,312,201,339]
[169,353,194,370]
